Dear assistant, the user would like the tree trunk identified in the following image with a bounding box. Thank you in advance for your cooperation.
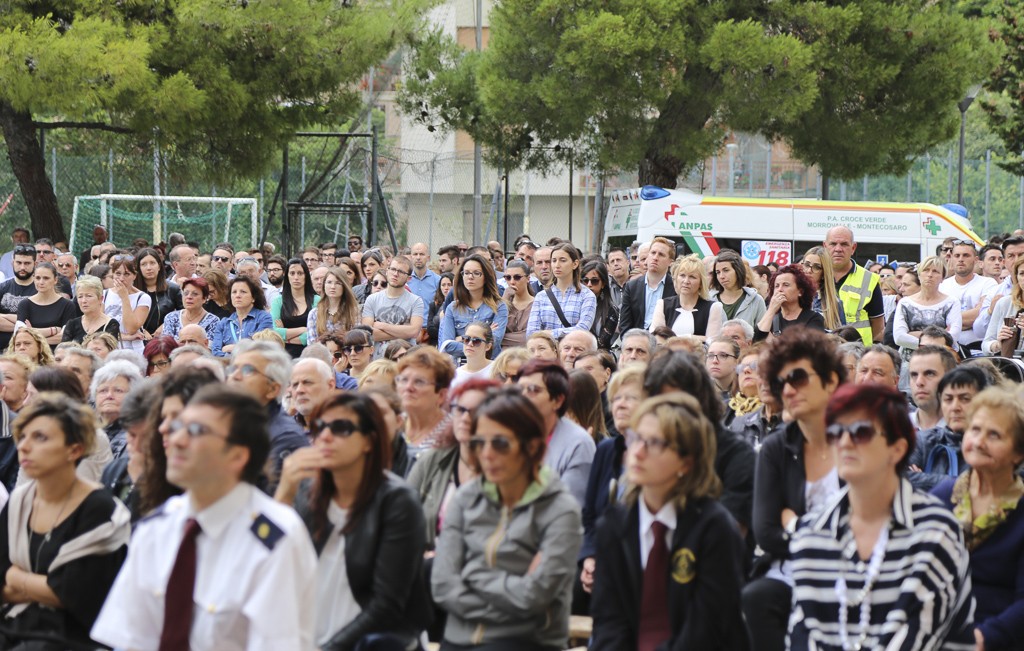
[638,151,684,189]
[0,102,66,242]
[821,173,830,200]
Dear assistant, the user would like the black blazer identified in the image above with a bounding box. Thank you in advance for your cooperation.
[297,473,433,651]
[590,497,751,651]
[618,274,677,335]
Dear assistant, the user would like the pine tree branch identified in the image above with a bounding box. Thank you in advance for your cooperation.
[31,120,133,134]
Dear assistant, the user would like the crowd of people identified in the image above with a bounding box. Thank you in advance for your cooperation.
[0,221,1016,650]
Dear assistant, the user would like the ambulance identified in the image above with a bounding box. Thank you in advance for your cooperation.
[603,186,985,266]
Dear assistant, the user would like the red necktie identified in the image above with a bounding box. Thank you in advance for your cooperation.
[159,518,202,651]
[637,520,671,651]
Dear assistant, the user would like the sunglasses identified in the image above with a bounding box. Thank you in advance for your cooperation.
[111,254,135,263]
[312,418,360,438]
[941,247,953,254]
[332,351,346,360]
[212,255,231,262]
[503,274,525,282]
[371,280,388,288]
[343,344,369,354]
[464,336,487,347]
[13,245,35,255]
[771,367,817,395]
[825,420,878,446]
[581,277,602,286]
[468,436,513,454]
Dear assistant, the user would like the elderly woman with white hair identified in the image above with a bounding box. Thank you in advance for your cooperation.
[89,360,143,461]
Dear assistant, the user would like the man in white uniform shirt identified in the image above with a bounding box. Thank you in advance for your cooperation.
[938,240,994,355]
[92,385,317,651]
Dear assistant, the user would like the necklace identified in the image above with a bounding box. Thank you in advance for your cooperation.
[32,481,77,573]
[835,522,890,650]
[181,308,206,325]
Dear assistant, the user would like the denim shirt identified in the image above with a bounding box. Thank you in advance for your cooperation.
[438,300,509,359]
[211,309,274,357]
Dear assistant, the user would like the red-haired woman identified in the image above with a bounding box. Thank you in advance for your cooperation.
[754,264,825,342]
[142,336,179,376]
[275,393,432,650]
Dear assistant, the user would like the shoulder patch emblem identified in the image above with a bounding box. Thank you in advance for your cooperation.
[250,513,285,551]
[671,548,696,584]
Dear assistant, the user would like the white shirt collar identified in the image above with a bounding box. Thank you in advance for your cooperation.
[638,495,677,534]
[188,482,251,540]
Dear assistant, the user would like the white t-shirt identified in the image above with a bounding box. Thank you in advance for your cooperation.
[315,503,361,645]
[938,274,996,345]
[103,289,153,352]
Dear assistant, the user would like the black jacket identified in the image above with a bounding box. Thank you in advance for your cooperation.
[618,274,676,335]
[297,473,433,651]
[590,497,751,651]
[752,421,843,560]
[659,296,714,336]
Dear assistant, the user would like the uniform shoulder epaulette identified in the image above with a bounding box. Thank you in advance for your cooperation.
[250,513,285,551]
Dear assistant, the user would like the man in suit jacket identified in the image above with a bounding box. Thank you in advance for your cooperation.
[618,237,677,334]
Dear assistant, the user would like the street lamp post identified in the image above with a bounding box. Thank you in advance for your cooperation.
[957,84,982,205]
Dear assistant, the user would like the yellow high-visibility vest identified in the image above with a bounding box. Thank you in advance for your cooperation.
[837,263,879,346]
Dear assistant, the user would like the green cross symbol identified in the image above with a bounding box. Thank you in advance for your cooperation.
[924,218,941,236]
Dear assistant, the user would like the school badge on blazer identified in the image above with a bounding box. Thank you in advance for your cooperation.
[671,548,696,584]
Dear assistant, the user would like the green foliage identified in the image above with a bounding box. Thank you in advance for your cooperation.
[401,0,999,186]
[0,0,437,182]
[982,1,1024,176]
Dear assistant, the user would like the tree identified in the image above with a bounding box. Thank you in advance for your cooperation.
[401,0,999,189]
[982,1,1024,176]
[0,0,433,242]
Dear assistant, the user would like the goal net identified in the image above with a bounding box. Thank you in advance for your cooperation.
[71,194,258,255]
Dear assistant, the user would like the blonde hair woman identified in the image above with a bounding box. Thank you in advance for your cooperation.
[591,393,748,649]
[801,246,843,330]
[893,255,961,361]
[651,254,725,340]
[7,327,55,367]
[308,267,360,344]
[984,256,1024,355]
[62,276,120,344]
[358,359,398,391]
[491,347,531,384]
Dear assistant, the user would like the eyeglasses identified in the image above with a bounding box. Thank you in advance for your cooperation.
[581,277,602,286]
[226,363,273,381]
[179,339,204,346]
[737,361,758,373]
[825,420,878,446]
[342,344,369,354]
[312,418,360,438]
[451,404,474,417]
[461,270,483,279]
[150,359,171,369]
[706,352,736,362]
[503,274,524,282]
[169,419,224,439]
[468,436,513,454]
[519,383,546,396]
[624,429,672,455]
[387,267,410,276]
[371,280,388,288]
[396,375,435,390]
[36,248,52,255]
[464,336,487,347]
[771,367,817,395]
[212,255,231,262]
[801,262,823,273]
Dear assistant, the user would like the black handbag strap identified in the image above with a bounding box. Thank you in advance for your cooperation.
[545,287,572,328]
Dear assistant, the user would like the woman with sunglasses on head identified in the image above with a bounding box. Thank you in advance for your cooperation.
[440,254,508,361]
[651,254,725,341]
[754,264,825,342]
[272,258,318,358]
[103,254,152,352]
[930,387,1024,651]
[134,247,180,339]
[526,242,596,339]
[800,246,844,331]
[789,383,975,650]
[743,326,847,651]
[451,322,496,389]
[432,388,583,651]
[591,393,749,651]
[501,260,534,351]
[341,327,375,381]
[211,276,274,357]
[581,260,618,350]
[428,272,455,347]
[17,262,77,347]
[307,267,360,347]
[275,393,432,651]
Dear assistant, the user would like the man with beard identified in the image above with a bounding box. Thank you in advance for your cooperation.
[0,245,37,349]
[265,255,286,290]
[361,255,423,357]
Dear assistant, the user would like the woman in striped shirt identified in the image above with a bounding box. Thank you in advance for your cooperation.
[789,383,975,651]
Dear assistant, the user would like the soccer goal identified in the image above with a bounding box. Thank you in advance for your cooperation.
[71,194,259,254]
